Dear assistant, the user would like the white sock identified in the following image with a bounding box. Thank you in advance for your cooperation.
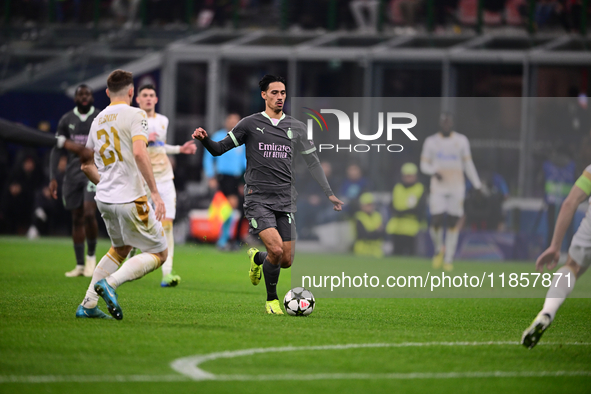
[161,222,174,277]
[429,227,443,253]
[540,266,577,321]
[81,248,123,308]
[106,253,161,289]
[444,228,459,263]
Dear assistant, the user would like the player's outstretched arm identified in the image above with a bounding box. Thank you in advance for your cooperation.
[462,138,482,189]
[536,184,588,272]
[192,127,235,156]
[164,141,197,155]
[133,140,165,221]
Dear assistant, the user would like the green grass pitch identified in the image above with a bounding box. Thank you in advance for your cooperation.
[0,236,590,394]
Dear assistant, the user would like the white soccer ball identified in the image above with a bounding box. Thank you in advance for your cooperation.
[283,287,315,316]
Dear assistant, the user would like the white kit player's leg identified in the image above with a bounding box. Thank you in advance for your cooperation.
[539,265,577,320]
[429,193,446,269]
[522,244,586,349]
[88,199,168,320]
[80,248,124,308]
[429,227,444,253]
[522,265,577,349]
[76,248,123,319]
[444,227,459,270]
[106,253,162,288]
[156,180,180,288]
[442,191,464,271]
[161,221,174,278]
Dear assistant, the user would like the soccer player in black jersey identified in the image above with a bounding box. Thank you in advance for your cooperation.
[49,85,100,277]
[193,75,343,314]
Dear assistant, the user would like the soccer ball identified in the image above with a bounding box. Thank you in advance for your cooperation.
[283,287,315,316]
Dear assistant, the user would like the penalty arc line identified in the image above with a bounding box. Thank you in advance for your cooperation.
[2,342,590,384]
[170,341,591,381]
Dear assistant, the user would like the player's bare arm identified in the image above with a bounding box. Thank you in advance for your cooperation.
[80,159,100,185]
[536,185,588,273]
[133,139,165,221]
[178,141,197,154]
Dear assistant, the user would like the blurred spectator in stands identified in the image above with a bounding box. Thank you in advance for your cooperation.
[146,0,186,25]
[350,0,380,32]
[542,144,576,247]
[565,86,589,150]
[484,0,506,13]
[0,151,42,234]
[434,0,459,30]
[340,163,369,201]
[340,163,369,214]
[398,0,424,26]
[297,161,340,240]
[353,192,384,258]
[112,0,140,27]
[465,169,509,231]
[13,0,46,25]
[386,163,425,256]
[27,156,69,239]
[518,0,581,32]
[563,0,584,32]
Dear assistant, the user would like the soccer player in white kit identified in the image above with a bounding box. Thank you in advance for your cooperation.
[420,113,481,271]
[522,165,589,348]
[75,69,168,320]
[135,84,197,287]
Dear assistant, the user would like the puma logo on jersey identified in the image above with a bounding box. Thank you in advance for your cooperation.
[256,127,265,134]
[69,124,75,130]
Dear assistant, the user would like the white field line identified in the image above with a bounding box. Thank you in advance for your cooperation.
[2,342,591,384]
[0,375,188,383]
[171,341,591,381]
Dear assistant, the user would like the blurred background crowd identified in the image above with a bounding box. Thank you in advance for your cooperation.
[4,0,590,34]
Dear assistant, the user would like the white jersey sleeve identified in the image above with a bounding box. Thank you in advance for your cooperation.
[420,136,437,176]
[131,110,149,144]
[460,135,481,189]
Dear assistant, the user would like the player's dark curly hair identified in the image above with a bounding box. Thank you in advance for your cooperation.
[259,75,286,92]
[138,84,157,94]
[75,84,92,95]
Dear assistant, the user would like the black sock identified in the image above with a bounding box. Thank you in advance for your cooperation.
[254,251,268,266]
[262,258,280,301]
[74,243,85,266]
[87,239,97,257]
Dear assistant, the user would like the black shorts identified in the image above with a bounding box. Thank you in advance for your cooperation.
[218,174,241,197]
[62,179,96,210]
[244,201,296,242]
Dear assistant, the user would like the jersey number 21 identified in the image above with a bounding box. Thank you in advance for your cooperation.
[97,127,123,165]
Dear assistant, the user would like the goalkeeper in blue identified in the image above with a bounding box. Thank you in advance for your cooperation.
[522,164,591,349]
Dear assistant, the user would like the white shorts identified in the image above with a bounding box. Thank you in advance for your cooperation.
[147,179,177,220]
[569,215,591,268]
[429,191,464,217]
[97,196,167,253]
